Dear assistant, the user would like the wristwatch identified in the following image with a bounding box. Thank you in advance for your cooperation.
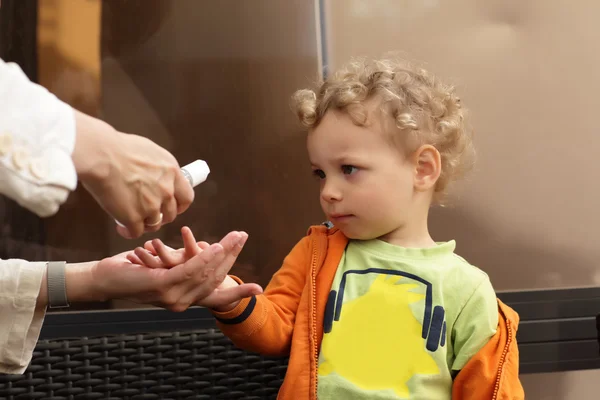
[47,261,70,308]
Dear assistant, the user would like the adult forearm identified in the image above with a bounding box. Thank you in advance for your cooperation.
[71,110,116,182]
[35,261,103,310]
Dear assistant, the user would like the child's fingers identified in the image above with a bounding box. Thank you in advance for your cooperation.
[126,252,144,265]
[134,247,162,268]
[202,283,263,308]
[145,240,177,254]
[143,240,157,255]
[197,241,210,250]
[152,239,183,266]
[182,226,202,257]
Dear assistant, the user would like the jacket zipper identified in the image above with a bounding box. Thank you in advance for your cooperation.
[492,318,513,400]
[310,233,324,400]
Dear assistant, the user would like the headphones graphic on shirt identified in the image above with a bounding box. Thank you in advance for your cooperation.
[323,268,446,352]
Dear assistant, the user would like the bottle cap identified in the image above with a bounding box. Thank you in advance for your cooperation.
[181,159,210,187]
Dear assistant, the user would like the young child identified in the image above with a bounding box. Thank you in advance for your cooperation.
[134,56,523,399]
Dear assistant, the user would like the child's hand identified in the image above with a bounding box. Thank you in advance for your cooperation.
[126,226,208,268]
[127,226,262,311]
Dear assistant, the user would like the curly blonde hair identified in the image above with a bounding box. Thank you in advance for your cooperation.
[291,56,474,204]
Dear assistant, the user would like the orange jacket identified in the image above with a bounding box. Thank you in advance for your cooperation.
[213,225,525,399]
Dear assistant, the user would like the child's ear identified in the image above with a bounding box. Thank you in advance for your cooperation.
[412,145,441,192]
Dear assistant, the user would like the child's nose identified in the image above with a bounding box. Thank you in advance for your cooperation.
[321,180,342,203]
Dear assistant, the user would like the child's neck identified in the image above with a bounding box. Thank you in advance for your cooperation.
[378,228,436,248]
[377,207,436,248]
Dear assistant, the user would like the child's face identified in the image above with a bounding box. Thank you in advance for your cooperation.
[307,108,417,241]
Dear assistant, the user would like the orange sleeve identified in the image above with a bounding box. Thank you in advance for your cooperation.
[211,234,311,356]
[452,304,524,400]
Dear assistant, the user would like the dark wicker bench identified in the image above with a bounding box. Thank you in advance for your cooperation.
[0,308,288,400]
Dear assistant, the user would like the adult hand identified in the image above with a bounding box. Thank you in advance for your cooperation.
[129,227,260,310]
[90,230,261,311]
[71,110,194,238]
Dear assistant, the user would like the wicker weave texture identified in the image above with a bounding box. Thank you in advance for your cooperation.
[0,329,288,400]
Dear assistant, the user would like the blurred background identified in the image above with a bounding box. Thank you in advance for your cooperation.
[1,0,599,398]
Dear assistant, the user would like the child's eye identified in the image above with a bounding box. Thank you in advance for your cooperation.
[341,165,358,175]
[313,169,326,179]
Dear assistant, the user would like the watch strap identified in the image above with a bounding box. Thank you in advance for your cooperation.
[47,261,69,308]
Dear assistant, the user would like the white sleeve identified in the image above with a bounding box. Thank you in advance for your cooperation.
[0,259,47,374]
[0,58,77,218]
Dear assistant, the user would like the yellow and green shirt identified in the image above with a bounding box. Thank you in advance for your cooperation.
[317,239,498,399]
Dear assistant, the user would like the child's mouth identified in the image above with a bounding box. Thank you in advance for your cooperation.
[329,214,354,223]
